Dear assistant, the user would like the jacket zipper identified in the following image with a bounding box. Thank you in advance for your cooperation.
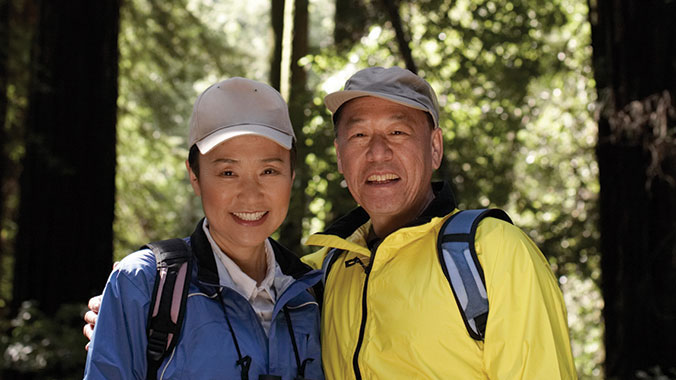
[352,250,376,380]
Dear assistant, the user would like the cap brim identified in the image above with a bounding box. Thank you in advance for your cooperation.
[196,124,294,154]
[324,90,430,114]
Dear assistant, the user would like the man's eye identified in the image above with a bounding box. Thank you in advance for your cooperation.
[221,171,234,176]
[351,133,366,138]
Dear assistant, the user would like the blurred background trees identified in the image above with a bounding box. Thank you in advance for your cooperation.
[590,0,676,378]
[0,0,674,379]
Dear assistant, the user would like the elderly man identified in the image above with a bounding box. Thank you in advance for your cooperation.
[85,67,576,379]
[301,66,576,379]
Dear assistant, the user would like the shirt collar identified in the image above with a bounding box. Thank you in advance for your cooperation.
[202,219,277,300]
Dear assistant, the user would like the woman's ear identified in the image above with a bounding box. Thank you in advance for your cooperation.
[186,160,201,196]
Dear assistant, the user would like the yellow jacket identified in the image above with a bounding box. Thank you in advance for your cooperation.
[302,182,576,380]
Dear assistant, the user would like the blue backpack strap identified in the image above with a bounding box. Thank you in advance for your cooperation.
[437,209,512,340]
[321,247,344,286]
[143,238,193,380]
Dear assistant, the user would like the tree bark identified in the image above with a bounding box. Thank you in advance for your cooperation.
[12,0,120,314]
[269,0,285,91]
[0,0,9,242]
[279,0,309,255]
[379,0,417,73]
[590,0,676,377]
[334,0,370,52]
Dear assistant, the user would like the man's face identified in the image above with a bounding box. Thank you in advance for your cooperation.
[187,135,294,253]
[334,96,443,229]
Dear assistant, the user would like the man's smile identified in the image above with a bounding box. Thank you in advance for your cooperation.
[366,173,400,184]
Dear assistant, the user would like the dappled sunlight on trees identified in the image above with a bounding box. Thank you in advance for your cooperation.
[4,0,669,378]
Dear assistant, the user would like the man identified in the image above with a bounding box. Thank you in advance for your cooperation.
[300,66,576,379]
[86,67,576,379]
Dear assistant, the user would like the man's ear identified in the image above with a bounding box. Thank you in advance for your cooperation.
[185,160,201,196]
[431,127,443,170]
[334,139,344,174]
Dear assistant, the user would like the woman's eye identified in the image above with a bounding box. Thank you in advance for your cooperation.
[221,170,234,177]
[263,168,278,175]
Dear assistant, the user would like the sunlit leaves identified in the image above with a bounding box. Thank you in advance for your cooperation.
[113,0,256,258]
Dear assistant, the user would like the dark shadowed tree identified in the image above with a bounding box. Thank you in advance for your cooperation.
[270,0,285,90]
[278,0,310,254]
[590,0,676,378]
[0,0,8,261]
[378,0,417,73]
[334,0,370,52]
[12,0,120,314]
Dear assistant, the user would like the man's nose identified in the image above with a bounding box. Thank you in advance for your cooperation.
[366,134,392,162]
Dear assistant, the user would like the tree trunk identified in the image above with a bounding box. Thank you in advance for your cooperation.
[269,0,285,91]
[12,0,120,314]
[379,0,417,73]
[0,0,9,246]
[279,0,309,255]
[334,0,369,52]
[590,0,676,378]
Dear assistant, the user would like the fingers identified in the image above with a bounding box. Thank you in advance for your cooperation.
[83,321,94,339]
[88,295,102,313]
[83,320,94,351]
[84,310,98,325]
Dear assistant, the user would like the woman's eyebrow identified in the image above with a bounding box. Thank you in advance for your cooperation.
[211,158,237,164]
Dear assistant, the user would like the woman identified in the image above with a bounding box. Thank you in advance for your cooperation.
[84,78,323,380]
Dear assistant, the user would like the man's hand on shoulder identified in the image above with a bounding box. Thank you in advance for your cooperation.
[83,261,119,350]
[83,295,101,350]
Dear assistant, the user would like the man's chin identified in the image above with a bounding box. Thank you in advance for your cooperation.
[361,200,403,218]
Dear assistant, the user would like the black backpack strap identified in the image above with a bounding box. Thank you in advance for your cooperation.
[437,209,512,340]
[144,238,193,380]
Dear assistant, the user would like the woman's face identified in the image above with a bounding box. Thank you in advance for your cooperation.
[187,134,294,254]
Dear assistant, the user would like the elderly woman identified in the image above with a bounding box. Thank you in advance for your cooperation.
[84,78,323,380]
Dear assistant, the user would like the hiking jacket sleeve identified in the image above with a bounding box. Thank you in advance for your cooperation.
[477,218,577,379]
[84,250,155,380]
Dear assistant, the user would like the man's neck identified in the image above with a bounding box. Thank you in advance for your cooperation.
[370,187,436,238]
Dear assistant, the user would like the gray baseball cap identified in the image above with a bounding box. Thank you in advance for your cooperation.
[188,77,296,154]
[324,66,440,128]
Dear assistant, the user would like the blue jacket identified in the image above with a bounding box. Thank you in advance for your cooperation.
[84,220,324,380]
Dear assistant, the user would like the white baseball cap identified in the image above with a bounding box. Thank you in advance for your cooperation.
[188,77,296,154]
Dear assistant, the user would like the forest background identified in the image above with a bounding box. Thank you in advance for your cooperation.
[0,0,674,379]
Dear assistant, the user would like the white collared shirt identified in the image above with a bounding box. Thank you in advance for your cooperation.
[202,220,294,335]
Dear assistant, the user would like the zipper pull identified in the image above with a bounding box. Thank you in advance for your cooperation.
[345,256,372,273]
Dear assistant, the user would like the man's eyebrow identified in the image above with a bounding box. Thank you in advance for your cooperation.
[345,113,409,125]
[261,157,285,164]
[344,116,365,126]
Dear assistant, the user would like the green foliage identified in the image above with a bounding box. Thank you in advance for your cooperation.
[113,0,269,259]
[1,0,606,378]
[0,301,87,379]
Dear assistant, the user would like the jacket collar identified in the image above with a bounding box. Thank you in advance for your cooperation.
[189,218,313,287]
[319,181,457,240]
